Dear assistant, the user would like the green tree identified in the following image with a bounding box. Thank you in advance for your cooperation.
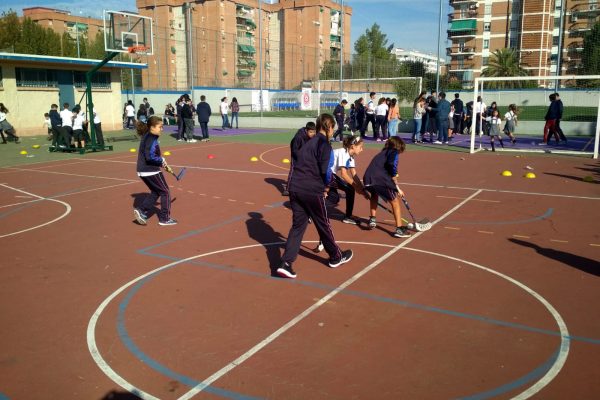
[582,22,600,76]
[86,31,107,60]
[61,32,77,57]
[0,11,22,52]
[353,23,402,78]
[480,48,534,88]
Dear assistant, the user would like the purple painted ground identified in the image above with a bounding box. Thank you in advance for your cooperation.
[162,125,281,137]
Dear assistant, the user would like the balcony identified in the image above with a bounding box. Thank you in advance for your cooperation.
[571,4,600,18]
[447,46,476,56]
[450,0,478,7]
[448,29,477,38]
[448,63,476,72]
[448,19,477,37]
[448,9,478,21]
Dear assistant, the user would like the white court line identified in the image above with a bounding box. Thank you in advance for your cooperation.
[45,157,600,200]
[5,167,138,182]
[0,184,71,238]
[176,190,483,399]
[403,246,570,400]
[0,182,137,210]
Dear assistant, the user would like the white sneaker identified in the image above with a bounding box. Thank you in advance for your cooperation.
[433,140,442,144]
[443,141,448,144]
[188,139,197,143]
[177,139,183,142]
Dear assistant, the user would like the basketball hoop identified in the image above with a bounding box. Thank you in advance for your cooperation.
[127,45,150,55]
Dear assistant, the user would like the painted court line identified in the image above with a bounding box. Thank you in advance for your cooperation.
[176,190,484,400]
[477,230,495,235]
[403,247,570,400]
[38,156,599,201]
[444,226,461,230]
[0,184,71,239]
[259,146,289,171]
[513,235,531,239]
[5,167,137,182]
[436,195,500,203]
[549,239,569,244]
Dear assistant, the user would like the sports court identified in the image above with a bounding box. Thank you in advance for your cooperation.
[1,127,599,399]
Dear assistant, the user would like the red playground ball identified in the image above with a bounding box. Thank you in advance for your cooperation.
[207,154,215,159]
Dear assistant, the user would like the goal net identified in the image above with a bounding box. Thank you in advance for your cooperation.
[316,77,423,115]
[469,75,600,159]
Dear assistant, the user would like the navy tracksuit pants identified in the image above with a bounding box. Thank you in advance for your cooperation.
[140,173,171,222]
[282,191,342,264]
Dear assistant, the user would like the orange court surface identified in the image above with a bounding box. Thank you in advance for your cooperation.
[1,134,599,400]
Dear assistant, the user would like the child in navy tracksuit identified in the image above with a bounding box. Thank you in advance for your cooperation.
[277,114,353,279]
[363,136,411,238]
[133,116,177,226]
[282,121,316,196]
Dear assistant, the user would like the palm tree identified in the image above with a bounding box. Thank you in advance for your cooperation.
[480,48,534,89]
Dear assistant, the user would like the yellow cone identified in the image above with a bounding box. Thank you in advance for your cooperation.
[524,172,536,179]
[583,175,594,183]
[282,158,290,164]
[250,156,258,162]
[20,150,28,155]
[501,170,512,177]
[32,144,41,149]
[164,151,171,156]
[129,148,136,153]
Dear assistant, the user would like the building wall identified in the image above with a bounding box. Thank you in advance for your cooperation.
[447,0,599,88]
[136,0,352,90]
[0,62,124,136]
[22,8,104,40]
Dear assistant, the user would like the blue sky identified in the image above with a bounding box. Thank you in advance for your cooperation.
[1,0,449,55]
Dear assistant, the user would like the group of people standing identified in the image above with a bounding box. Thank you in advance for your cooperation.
[47,102,103,151]
[334,92,403,142]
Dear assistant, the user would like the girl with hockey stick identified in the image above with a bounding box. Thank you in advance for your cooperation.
[363,136,411,238]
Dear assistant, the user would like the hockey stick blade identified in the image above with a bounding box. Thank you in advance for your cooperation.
[175,167,187,181]
[414,218,432,232]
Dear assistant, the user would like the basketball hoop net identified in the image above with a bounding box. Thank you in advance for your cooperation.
[127,45,150,55]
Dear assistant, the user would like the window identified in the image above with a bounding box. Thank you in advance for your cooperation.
[483,39,489,49]
[15,68,57,88]
[482,57,489,66]
[553,36,560,45]
[485,4,492,14]
[484,22,491,32]
[73,71,111,89]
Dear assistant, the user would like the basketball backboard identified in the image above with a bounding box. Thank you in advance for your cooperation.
[103,10,153,55]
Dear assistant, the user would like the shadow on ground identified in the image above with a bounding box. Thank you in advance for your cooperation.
[509,238,600,277]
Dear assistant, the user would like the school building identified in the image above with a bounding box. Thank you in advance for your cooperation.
[0,53,146,136]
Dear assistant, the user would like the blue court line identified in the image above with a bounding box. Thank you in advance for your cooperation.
[448,208,553,225]
[117,272,262,400]
[117,254,571,400]
[0,392,9,400]
[118,203,593,398]
[458,348,562,400]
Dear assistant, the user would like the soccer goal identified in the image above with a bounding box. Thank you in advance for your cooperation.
[470,75,600,159]
[316,77,423,115]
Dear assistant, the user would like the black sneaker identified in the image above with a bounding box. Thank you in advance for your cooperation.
[158,218,178,226]
[133,208,148,225]
[328,249,353,268]
[368,217,377,229]
[393,227,411,238]
[276,262,297,278]
[342,217,359,225]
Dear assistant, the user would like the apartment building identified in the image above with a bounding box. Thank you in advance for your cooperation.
[392,48,445,74]
[447,0,599,88]
[135,0,352,90]
[22,7,104,42]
